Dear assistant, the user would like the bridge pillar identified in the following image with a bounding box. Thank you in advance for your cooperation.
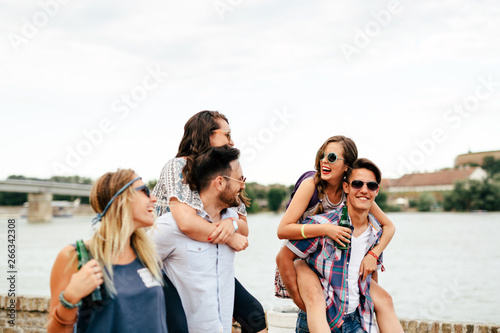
[27,193,53,223]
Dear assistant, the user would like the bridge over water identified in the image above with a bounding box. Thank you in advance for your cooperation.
[0,179,92,222]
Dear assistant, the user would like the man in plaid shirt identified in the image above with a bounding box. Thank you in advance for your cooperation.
[277,158,384,332]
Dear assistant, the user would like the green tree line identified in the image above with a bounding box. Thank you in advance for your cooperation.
[411,156,500,212]
[443,156,500,212]
[1,175,292,213]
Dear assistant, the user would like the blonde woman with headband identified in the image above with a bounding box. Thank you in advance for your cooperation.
[47,169,167,333]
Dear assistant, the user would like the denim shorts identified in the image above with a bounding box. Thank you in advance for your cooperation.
[340,311,365,333]
[295,310,365,333]
[295,310,309,333]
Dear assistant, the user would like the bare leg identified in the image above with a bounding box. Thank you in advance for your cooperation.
[295,260,330,333]
[371,281,404,333]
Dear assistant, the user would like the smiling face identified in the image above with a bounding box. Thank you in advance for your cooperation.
[343,168,379,213]
[219,160,245,208]
[209,118,234,147]
[130,178,157,230]
[318,142,348,185]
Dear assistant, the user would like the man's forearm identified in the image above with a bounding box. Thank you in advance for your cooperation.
[236,214,249,236]
[170,200,216,241]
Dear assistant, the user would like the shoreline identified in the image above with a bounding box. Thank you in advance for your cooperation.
[2,204,500,215]
[0,204,95,217]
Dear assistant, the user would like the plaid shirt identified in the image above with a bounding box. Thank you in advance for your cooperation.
[286,209,383,332]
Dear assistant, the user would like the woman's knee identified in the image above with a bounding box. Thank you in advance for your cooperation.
[295,262,323,301]
[372,285,394,311]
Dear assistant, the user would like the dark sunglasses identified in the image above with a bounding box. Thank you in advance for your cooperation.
[319,151,345,164]
[135,185,151,197]
[350,180,379,191]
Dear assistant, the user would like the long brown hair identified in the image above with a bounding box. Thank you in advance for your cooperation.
[312,135,358,214]
[176,111,229,158]
[177,111,228,187]
[175,111,250,207]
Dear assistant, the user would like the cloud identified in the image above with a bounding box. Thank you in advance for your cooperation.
[0,0,499,183]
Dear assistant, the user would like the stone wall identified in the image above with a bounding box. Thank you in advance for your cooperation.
[0,295,498,333]
[399,320,499,333]
[0,296,49,333]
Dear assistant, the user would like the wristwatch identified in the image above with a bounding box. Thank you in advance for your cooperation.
[231,218,238,232]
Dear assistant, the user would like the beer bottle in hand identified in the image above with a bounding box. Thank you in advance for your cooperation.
[335,203,350,250]
[76,240,102,301]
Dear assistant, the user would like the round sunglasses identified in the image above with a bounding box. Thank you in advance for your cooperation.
[350,180,379,191]
[318,151,345,164]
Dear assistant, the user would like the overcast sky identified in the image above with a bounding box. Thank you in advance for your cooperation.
[1,0,499,185]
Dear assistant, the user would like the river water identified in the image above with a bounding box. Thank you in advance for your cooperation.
[1,212,499,324]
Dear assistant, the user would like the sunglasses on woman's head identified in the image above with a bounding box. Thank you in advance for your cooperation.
[319,151,345,164]
[212,129,231,141]
[350,180,379,191]
[135,185,151,197]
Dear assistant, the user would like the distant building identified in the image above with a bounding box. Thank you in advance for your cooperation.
[455,150,500,167]
[381,166,488,205]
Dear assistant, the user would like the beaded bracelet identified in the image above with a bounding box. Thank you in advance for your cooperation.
[59,291,82,309]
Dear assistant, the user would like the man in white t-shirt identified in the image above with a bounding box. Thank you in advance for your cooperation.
[277,158,385,332]
[151,146,248,333]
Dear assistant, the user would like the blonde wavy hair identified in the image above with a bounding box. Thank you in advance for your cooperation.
[89,169,162,295]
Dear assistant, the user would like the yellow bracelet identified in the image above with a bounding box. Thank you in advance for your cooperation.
[301,224,307,239]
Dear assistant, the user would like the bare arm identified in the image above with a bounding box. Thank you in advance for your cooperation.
[235,213,249,236]
[369,201,396,256]
[276,246,306,311]
[158,157,248,244]
[225,233,249,252]
[277,178,351,245]
[170,198,248,245]
[359,201,395,281]
[47,245,103,333]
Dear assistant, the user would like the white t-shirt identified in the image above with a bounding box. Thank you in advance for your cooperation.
[347,226,371,314]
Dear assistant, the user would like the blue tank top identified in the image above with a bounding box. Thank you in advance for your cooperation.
[76,257,167,333]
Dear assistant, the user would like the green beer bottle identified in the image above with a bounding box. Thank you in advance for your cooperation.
[76,240,102,301]
[335,203,350,250]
